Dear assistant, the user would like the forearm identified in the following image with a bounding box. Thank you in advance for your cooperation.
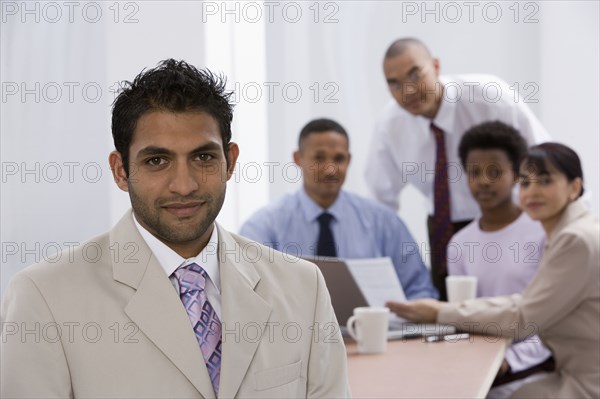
[437,294,525,338]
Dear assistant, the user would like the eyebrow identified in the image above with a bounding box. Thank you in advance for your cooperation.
[406,66,420,75]
[387,66,420,83]
[519,171,550,179]
[136,142,222,159]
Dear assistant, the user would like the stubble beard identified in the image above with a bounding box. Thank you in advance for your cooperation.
[128,183,227,244]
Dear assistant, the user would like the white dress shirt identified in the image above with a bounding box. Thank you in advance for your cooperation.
[240,188,438,299]
[132,211,222,318]
[366,74,550,221]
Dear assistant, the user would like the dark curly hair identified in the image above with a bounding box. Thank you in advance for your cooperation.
[458,121,528,175]
[111,59,234,175]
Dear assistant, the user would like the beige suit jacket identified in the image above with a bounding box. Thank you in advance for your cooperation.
[1,212,350,398]
[438,199,599,398]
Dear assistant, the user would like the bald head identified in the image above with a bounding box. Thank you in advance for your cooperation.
[384,38,432,60]
[382,38,442,119]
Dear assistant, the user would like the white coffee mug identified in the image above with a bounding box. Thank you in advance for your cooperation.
[346,307,389,354]
[446,276,477,303]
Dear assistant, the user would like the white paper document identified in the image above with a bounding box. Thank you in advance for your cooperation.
[344,257,406,305]
[344,257,407,324]
[343,257,454,334]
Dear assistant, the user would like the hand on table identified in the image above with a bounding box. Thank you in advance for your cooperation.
[385,299,443,323]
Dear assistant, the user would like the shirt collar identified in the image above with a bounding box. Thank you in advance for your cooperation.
[431,76,457,133]
[297,187,345,222]
[132,211,221,292]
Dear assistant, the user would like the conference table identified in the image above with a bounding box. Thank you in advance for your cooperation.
[346,335,508,398]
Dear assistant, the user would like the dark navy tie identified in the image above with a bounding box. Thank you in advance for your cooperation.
[316,212,337,257]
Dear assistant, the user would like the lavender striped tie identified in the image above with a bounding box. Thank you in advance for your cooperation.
[171,263,222,395]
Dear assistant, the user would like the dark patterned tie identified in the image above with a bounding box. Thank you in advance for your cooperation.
[431,123,453,274]
[171,263,222,396]
[316,212,337,257]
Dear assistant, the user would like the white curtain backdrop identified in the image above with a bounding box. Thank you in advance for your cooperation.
[2,1,598,297]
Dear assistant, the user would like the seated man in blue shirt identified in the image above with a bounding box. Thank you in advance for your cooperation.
[240,118,438,299]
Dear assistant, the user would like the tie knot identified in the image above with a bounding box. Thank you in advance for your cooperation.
[317,212,334,225]
[173,263,208,296]
[430,123,444,139]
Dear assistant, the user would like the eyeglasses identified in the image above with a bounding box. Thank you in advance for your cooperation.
[387,65,429,92]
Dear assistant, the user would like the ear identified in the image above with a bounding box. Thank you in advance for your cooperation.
[569,177,583,201]
[225,142,240,180]
[109,151,129,192]
[432,58,440,76]
[293,150,302,166]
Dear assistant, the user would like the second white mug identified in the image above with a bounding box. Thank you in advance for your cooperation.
[346,307,389,354]
[446,275,477,303]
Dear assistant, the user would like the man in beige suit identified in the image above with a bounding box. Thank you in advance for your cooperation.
[1,59,350,398]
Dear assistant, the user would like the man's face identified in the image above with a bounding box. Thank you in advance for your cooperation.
[110,110,238,255]
[294,131,350,207]
[383,45,441,119]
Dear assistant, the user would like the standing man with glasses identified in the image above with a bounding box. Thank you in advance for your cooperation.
[365,38,550,300]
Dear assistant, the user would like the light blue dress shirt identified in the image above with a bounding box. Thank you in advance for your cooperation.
[240,189,438,299]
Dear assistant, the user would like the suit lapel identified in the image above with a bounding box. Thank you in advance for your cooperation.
[111,212,216,399]
[217,225,273,399]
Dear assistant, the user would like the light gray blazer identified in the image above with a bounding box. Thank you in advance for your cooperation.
[1,211,351,398]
